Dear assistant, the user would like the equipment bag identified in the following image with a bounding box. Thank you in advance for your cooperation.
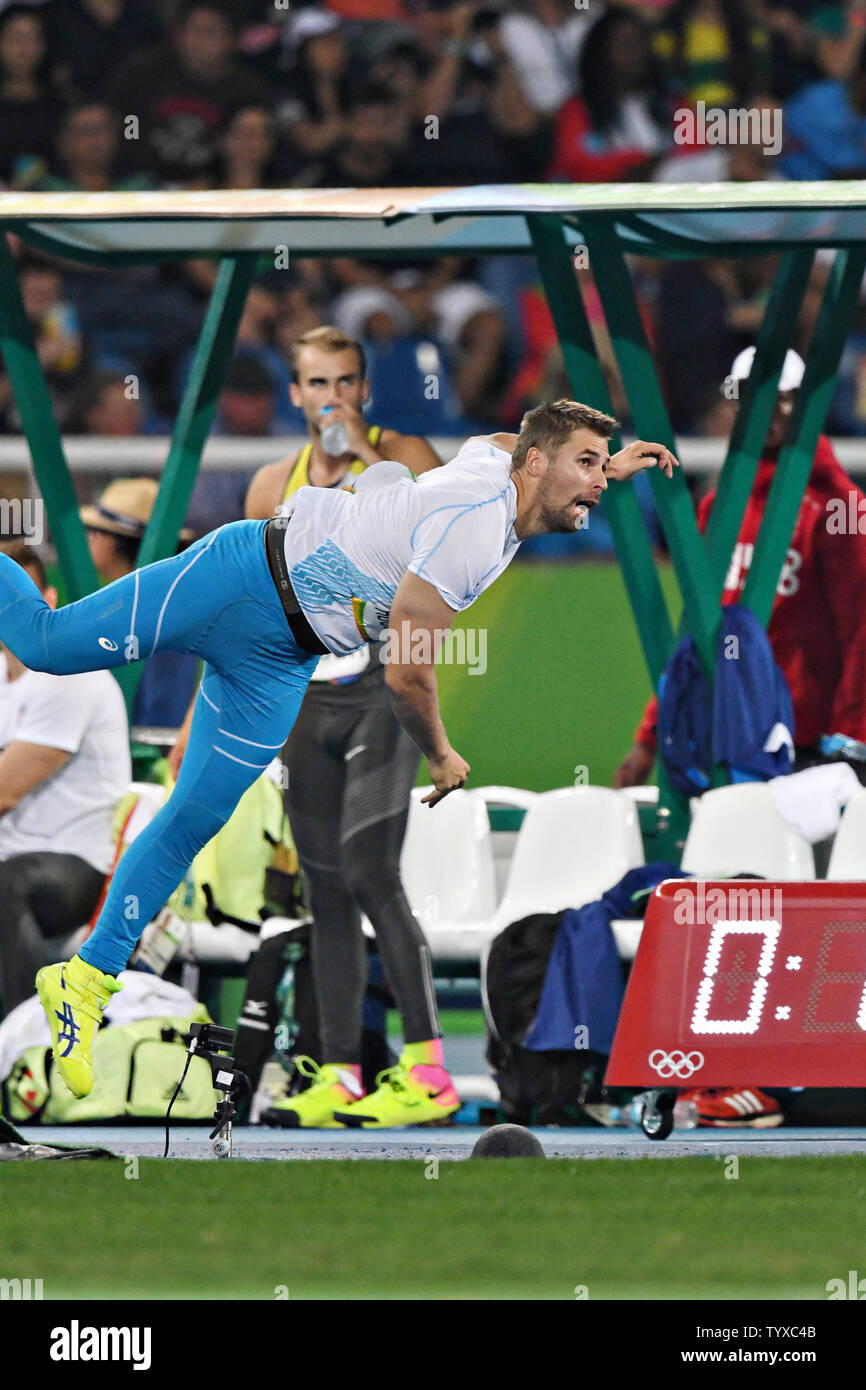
[484,911,610,1126]
[2,1009,215,1125]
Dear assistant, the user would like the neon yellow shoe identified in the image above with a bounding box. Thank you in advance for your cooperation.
[261,1057,365,1129]
[35,954,123,1099]
[333,1054,460,1129]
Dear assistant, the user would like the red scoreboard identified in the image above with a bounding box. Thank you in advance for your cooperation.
[605,880,866,1088]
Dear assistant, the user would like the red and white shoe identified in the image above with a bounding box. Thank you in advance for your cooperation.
[678,1086,783,1128]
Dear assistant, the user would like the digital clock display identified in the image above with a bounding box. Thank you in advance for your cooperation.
[605,881,866,1087]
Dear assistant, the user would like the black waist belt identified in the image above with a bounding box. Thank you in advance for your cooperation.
[264,516,329,656]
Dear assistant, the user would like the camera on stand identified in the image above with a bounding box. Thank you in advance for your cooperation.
[163,1022,249,1160]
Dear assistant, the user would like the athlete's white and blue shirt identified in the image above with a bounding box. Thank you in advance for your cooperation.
[282,437,520,655]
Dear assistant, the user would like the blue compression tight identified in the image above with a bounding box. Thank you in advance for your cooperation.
[0,521,318,975]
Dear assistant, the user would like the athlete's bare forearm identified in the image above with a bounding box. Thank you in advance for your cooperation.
[385,664,449,761]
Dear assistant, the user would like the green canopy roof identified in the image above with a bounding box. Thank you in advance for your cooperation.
[3,182,866,262]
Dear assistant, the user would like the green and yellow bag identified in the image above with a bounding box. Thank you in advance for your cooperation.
[2,1009,216,1125]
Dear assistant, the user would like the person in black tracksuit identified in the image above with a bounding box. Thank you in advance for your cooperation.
[208,326,451,1127]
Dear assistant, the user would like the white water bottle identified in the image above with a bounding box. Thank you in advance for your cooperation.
[320,406,350,457]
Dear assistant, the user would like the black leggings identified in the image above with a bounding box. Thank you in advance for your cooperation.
[284,671,439,1063]
[0,852,106,1015]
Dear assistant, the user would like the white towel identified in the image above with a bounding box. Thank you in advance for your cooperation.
[769,763,862,843]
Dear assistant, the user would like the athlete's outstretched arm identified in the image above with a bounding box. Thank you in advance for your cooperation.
[384,572,469,807]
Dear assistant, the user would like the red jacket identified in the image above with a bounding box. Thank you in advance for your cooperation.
[548,96,708,184]
[548,97,656,183]
[634,436,866,751]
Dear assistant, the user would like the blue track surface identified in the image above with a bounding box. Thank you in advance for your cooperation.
[29,1124,866,1161]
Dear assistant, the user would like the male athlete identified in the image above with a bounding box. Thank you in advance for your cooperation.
[0,399,676,1100]
[173,324,451,1127]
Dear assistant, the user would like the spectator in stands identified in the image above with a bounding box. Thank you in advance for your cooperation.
[0,5,65,187]
[423,272,509,424]
[405,0,551,184]
[272,276,328,363]
[0,542,130,1017]
[276,9,349,177]
[66,368,167,436]
[328,283,461,431]
[216,352,278,435]
[548,5,680,183]
[308,79,413,188]
[20,258,82,381]
[0,257,85,427]
[616,347,866,790]
[769,1,866,90]
[497,0,592,117]
[656,256,768,433]
[780,26,866,178]
[753,1,864,99]
[652,0,772,108]
[81,478,200,728]
[106,1,267,186]
[324,0,410,17]
[361,32,424,138]
[325,250,508,424]
[36,101,153,192]
[216,102,278,187]
[49,0,164,101]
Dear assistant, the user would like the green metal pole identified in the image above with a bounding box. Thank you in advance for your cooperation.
[527,214,688,848]
[0,235,97,599]
[526,214,674,686]
[705,247,815,596]
[742,247,866,626]
[580,215,719,676]
[137,254,259,568]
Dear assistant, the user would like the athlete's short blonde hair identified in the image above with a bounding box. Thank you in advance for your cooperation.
[511,399,618,470]
[289,326,366,384]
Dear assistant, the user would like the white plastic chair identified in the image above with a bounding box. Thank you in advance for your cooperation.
[472,785,539,811]
[473,785,538,904]
[488,786,645,934]
[827,789,866,879]
[620,784,660,809]
[681,783,815,879]
[399,786,498,961]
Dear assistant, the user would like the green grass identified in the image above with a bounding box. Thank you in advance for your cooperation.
[3,1156,864,1300]
[388,1008,486,1037]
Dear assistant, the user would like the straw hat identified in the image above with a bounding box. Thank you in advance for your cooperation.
[80,478,194,542]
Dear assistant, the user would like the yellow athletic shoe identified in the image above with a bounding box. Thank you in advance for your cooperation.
[35,955,123,1098]
[333,1055,460,1129]
[260,1057,365,1129]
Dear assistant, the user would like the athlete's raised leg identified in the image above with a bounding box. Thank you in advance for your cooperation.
[80,665,313,976]
[0,519,297,685]
[26,520,320,1096]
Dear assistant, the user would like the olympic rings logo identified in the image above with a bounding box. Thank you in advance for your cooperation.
[648,1049,705,1079]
